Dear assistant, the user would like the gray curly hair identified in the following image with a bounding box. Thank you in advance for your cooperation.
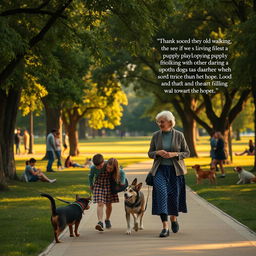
[156,111,176,127]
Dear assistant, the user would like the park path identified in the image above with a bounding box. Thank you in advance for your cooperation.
[40,160,256,256]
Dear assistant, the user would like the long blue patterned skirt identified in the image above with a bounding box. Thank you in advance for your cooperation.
[152,165,187,216]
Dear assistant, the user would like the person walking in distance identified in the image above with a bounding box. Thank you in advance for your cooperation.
[14,128,21,155]
[46,129,57,172]
[23,129,30,154]
[54,131,63,170]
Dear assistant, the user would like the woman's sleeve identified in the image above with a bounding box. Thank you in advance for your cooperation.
[148,135,158,159]
[88,167,95,187]
[177,133,190,160]
[120,169,126,185]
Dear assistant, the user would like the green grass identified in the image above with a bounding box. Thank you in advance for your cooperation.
[1,137,150,256]
[1,136,256,256]
[0,170,89,256]
[186,162,256,232]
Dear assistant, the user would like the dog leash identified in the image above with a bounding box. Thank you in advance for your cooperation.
[144,185,151,212]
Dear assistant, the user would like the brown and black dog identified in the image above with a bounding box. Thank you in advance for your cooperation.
[192,165,216,184]
[41,193,91,243]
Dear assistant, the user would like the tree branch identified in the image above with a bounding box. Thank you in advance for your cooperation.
[172,98,187,124]
[228,89,251,124]
[0,0,73,86]
[137,56,159,76]
[120,74,159,86]
[219,88,237,120]
[187,107,213,134]
[1,9,67,19]
[79,107,97,118]
[202,94,219,123]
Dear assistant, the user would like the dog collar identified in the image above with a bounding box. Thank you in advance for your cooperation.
[72,202,85,213]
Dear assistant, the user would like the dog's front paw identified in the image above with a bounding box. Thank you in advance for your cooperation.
[70,234,74,237]
[139,226,144,230]
[75,233,80,237]
[133,223,139,232]
[126,230,132,235]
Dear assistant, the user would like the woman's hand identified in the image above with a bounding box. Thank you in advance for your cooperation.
[90,186,94,191]
[162,152,179,158]
[156,150,168,157]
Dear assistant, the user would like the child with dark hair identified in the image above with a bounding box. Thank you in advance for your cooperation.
[89,154,126,231]
[25,158,56,183]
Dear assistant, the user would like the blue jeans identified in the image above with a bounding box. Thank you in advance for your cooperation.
[55,150,62,167]
[72,163,84,168]
[46,151,55,172]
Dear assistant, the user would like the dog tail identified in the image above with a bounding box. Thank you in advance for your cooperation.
[41,193,57,216]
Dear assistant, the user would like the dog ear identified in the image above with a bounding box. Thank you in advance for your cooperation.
[131,178,137,186]
[135,182,143,191]
[76,194,80,200]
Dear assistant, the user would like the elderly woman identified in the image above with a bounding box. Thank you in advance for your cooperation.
[148,110,190,238]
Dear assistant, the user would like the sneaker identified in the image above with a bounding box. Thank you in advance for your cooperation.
[105,220,112,229]
[220,174,226,178]
[171,221,179,233]
[95,221,104,231]
[159,229,170,238]
[50,179,56,183]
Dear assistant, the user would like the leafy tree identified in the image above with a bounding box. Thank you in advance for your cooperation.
[62,72,128,155]
[0,0,168,188]
[232,97,254,140]
[0,0,74,189]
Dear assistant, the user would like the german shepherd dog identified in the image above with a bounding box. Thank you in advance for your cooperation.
[124,178,145,235]
[41,193,91,243]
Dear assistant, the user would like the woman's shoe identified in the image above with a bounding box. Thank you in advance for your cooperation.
[171,221,179,233]
[105,219,112,229]
[95,221,104,231]
[159,229,170,237]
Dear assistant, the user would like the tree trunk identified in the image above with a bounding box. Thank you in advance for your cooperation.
[78,118,86,139]
[182,118,198,157]
[172,98,198,157]
[67,123,79,156]
[228,126,233,163]
[0,146,8,190]
[42,100,62,159]
[235,129,241,140]
[252,84,256,171]
[0,87,21,188]
[28,111,34,154]
[44,102,62,135]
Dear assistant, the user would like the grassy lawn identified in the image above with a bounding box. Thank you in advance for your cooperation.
[185,159,256,232]
[0,136,256,256]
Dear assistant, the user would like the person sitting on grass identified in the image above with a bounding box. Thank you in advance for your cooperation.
[235,139,255,156]
[64,155,85,168]
[25,158,56,183]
